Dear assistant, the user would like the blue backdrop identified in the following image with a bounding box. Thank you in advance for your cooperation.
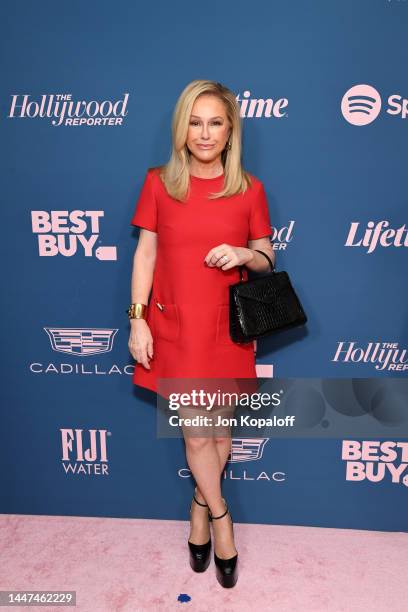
[1,0,407,532]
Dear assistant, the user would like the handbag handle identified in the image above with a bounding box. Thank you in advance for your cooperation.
[238,249,275,281]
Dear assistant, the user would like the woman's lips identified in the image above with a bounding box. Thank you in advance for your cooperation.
[197,144,215,149]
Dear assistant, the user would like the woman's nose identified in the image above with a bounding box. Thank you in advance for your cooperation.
[201,124,210,138]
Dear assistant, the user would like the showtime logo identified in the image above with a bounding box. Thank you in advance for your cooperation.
[178,437,286,482]
[31,210,117,259]
[341,84,408,125]
[342,440,408,486]
[345,220,408,253]
[8,93,129,127]
[236,90,288,118]
[61,428,110,476]
[332,342,407,372]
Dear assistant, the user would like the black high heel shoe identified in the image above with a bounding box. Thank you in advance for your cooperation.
[209,497,238,588]
[187,488,211,572]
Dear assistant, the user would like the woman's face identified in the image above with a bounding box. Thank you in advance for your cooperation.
[186,94,231,165]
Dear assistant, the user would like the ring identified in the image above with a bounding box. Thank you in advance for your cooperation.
[221,255,228,262]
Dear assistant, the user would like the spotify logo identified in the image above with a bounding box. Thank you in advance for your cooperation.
[341,83,408,125]
[341,84,382,126]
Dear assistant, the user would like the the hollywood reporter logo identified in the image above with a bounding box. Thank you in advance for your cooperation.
[271,221,295,251]
[332,342,407,372]
[61,428,110,475]
[8,93,129,127]
[342,440,408,486]
[31,210,117,259]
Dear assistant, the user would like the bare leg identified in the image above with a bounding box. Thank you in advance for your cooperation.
[186,436,217,547]
[213,435,231,475]
[210,431,237,559]
[183,406,237,559]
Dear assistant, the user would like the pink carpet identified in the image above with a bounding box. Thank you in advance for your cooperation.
[0,514,407,611]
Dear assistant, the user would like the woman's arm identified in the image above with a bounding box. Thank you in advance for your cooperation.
[204,237,275,274]
[245,236,275,273]
[131,229,157,303]
[128,229,158,370]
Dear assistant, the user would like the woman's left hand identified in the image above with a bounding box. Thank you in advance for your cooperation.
[204,244,252,271]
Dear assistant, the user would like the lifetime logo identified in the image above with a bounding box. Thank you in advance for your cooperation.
[345,220,408,253]
[341,84,408,125]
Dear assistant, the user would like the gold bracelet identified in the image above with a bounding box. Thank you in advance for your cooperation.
[126,303,147,319]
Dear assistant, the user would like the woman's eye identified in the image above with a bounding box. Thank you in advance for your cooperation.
[189,121,223,126]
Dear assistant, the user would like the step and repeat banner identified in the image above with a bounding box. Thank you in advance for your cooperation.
[1,0,407,532]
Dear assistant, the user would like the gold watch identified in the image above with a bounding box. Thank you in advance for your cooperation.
[126,303,147,319]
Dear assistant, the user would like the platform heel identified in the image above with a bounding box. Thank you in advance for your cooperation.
[209,497,238,588]
[187,487,211,572]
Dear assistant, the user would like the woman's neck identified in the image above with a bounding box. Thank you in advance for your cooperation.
[188,160,224,179]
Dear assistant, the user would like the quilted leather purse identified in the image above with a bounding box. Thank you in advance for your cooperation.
[229,249,307,343]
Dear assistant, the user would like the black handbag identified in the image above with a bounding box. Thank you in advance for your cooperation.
[229,249,307,343]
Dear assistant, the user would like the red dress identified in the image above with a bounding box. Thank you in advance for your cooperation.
[130,167,272,395]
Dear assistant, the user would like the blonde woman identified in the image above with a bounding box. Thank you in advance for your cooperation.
[128,80,275,588]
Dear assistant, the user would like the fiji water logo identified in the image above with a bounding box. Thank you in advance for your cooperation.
[8,93,129,127]
[61,428,110,476]
[236,90,288,118]
[342,440,408,486]
[31,210,117,259]
[341,84,408,125]
[45,327,118,356]
[332,342,407,372]
[345,220,407,253]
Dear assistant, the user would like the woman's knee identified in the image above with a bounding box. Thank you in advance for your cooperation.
[185,436,214,452]
[214,436,231,446]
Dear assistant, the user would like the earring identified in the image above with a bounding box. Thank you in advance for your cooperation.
[226,141,231,150]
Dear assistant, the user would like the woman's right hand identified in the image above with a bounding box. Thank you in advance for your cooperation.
[128,319,154,369]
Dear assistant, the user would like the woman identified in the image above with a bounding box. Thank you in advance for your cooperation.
[128,80,275,588]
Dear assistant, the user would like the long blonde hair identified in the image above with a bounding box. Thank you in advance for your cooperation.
[157,80,253,201]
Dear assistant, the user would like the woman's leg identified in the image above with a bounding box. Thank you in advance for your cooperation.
[181,405,237,559]
[185,435,220,546]
[210,413,237,560]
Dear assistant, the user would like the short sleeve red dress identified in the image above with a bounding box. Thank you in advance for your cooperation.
[130,167,272,395]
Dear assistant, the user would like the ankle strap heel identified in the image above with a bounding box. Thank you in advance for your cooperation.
[188,487,212,573]
[209,498,239,588]
[193,495,209,508]
[208,497,228,522]
[192,487,210,515]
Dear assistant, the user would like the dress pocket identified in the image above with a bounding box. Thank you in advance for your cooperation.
[154,301,180,342]
[215,303,234,346]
